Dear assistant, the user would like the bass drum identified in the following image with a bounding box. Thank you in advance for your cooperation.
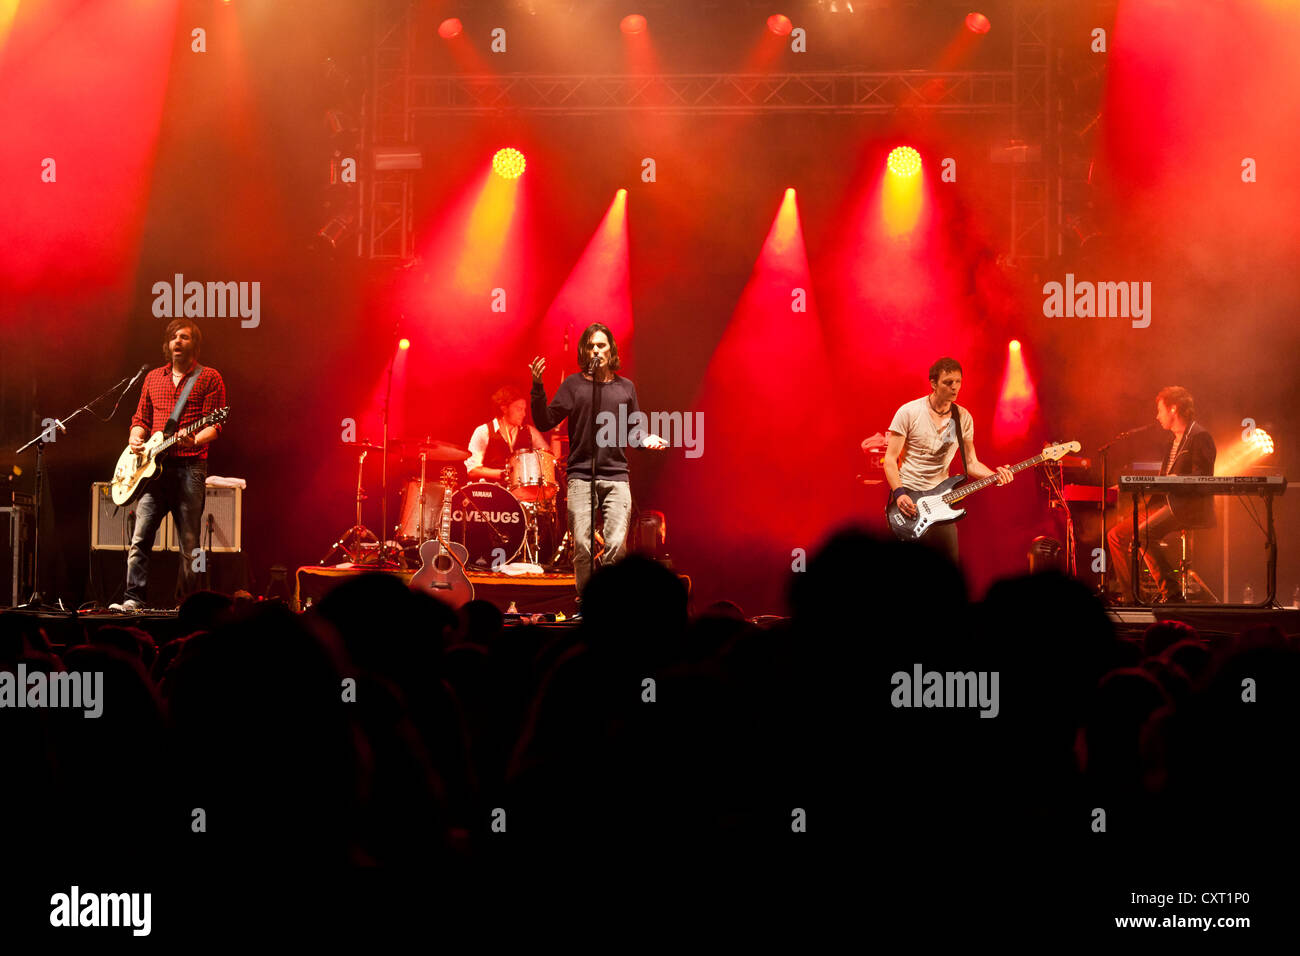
[450,481,526,568]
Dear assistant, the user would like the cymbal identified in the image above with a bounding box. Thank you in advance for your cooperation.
[350,440,406,453]
[418,438,469,460]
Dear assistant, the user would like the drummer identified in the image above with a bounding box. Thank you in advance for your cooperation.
[465,385,555,482]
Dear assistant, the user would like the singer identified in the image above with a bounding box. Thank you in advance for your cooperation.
[110,319,226,612]
[530,323,666,601]
[1106,386,1216,604]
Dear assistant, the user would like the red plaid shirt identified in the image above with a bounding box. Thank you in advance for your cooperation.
[131,365,227,459]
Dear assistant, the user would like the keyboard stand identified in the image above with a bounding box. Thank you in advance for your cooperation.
[1127,488,1281,608]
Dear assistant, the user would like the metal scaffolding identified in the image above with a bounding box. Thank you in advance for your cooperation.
[362,0,415,260]
[359,4,1039,261]
[1011,0,1054,266]
[405,70,1015,116]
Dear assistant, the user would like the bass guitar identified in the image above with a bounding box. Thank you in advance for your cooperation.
[410,468,475,608]
[110,407,231,506]
[886,441,1080,541]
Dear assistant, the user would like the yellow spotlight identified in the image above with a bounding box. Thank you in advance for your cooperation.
[887,146,922,177]
[492,147,526,180]
[1248,428,1274,456]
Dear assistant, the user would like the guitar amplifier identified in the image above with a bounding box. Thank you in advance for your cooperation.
[91,482,171,551]
[166,484,242,553]
[2,496,35,606]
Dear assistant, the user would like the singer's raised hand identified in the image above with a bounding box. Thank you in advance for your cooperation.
[530,357,546,383]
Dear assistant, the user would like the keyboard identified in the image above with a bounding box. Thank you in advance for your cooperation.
[1118,475,1287,495]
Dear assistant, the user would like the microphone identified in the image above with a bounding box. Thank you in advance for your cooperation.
[127,363,150,389]
[1115,422,1160,440]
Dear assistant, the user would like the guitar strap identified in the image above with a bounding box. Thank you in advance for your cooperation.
[950,403,970,477]
[165,365,204,435]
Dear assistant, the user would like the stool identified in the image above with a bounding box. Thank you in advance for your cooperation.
[1175,528,1219,603]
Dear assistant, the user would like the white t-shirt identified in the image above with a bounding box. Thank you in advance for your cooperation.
[887,397,975,492]
[464,419,547,473]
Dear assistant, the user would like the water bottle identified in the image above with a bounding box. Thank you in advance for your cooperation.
[1243,584,1254,604]
[1291,586,1299,609]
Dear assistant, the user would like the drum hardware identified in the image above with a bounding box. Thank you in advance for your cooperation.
[321,445,380,564]
[516,498,556,565]
[550,528,573,569]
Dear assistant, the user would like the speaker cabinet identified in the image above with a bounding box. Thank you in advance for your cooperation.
[166,485,242,553]
[91,482,171,551]
[2,498,35,606]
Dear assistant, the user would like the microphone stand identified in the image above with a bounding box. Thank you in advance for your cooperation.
[588,355,600,596]
[379,322,401,569]
[1096,423,1151,603]
[14,369,144,609]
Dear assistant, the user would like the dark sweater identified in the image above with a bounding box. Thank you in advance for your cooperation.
[531,373,644,482]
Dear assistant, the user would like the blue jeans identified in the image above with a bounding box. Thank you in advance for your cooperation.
[125,457,207,605]
[567,478,632,596]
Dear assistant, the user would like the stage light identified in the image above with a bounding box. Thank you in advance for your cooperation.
[438,18,463,39]
[492,147,526,180]
[399,338,411,351]
[965,12,991,35]
[1248,428,1274,455]
[372,147,423,171]
[887,146,922,177]
[621,14,647,35]
[767,14,793,36]
[315,215,355,251]
[1009,339,1021,352]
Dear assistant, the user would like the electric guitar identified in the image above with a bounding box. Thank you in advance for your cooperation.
[886,441,1080,541]
[410,468,475,608]
[110,407,230,506]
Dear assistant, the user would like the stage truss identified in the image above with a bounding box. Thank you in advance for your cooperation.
[361,1,1059,264]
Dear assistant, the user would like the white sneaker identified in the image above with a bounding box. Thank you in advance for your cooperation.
[108,599,143,612]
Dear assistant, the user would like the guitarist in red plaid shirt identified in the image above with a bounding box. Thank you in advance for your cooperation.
[110,319,227,611]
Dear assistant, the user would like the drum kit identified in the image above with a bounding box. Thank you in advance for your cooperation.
[322,436,570,570]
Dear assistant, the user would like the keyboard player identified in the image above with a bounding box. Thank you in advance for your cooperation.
[1106,386,1217,603]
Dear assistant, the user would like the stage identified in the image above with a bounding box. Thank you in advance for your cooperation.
[5,595,1293,652]
[295,564,582,615]
[1105,604,1300,640]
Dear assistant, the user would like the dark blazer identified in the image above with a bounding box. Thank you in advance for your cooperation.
[1162,420,1217,528]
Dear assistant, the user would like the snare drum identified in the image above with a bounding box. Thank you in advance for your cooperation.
[506,449,558,502]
